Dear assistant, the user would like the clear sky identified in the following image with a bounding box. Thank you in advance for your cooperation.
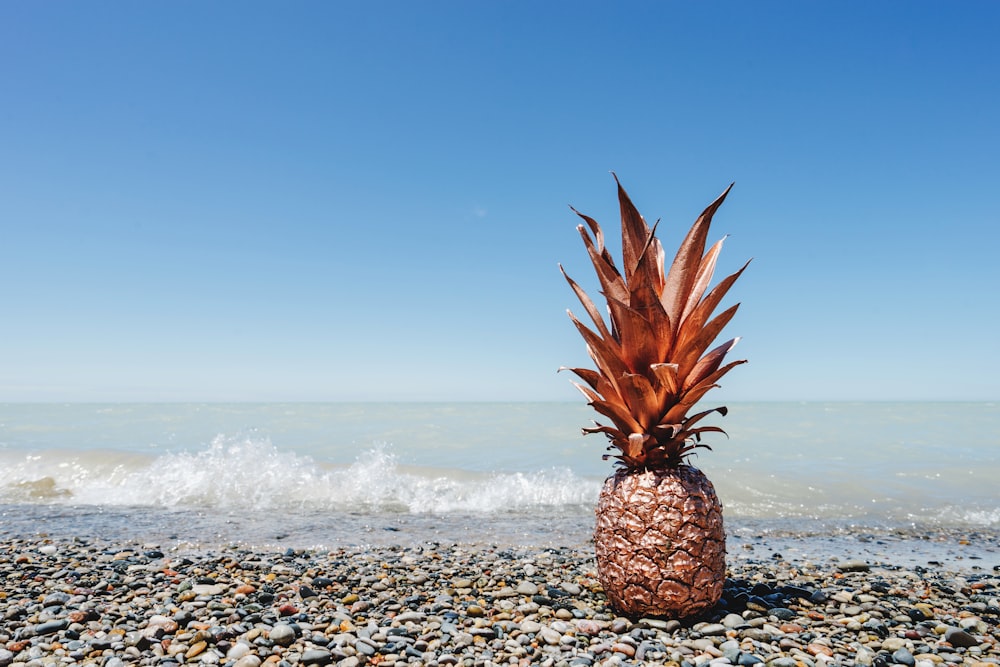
[1,2,998,402]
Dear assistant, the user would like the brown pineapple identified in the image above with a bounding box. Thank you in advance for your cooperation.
[561,175,748,619]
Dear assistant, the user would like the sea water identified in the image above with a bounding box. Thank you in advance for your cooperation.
[0,402,997,552]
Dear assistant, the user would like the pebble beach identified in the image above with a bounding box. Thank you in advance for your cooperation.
[3,535,998,667]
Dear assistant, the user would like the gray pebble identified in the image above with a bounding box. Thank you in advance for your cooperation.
[300,650,332,665]
[268,623,296,647]
[893,648,916,667]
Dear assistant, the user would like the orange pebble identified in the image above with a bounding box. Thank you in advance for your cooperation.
[807,644,834,657]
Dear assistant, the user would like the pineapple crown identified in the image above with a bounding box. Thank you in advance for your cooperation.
[560,175,749,469]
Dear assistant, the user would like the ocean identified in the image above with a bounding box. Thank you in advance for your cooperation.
[1,402,997,561]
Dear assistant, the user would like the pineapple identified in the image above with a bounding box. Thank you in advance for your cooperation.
[561,175,748,619]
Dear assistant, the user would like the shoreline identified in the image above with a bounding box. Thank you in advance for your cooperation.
[2,536,998,667]
[4,501,998,573]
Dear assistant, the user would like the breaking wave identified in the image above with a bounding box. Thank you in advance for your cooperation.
[0,433,601,515]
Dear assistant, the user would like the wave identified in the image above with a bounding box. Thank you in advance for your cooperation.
[0,433,601,515]
[1,431,996,530]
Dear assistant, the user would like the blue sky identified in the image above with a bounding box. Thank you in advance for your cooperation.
[1,2,998,402]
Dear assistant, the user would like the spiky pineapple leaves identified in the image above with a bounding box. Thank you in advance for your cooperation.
[561,176,749,469]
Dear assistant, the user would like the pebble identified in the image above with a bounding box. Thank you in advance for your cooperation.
[0,537,997,667]
[268,623,296,647]
[517,581,539,595]
[944,627,980,648]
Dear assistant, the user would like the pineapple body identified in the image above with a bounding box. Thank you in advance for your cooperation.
[594,464,725,618]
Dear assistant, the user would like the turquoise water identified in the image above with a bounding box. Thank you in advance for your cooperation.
[0,402,997,549]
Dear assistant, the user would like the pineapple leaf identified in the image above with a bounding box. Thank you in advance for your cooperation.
[604,294,660,374]
[683,337,742,391]
[661,184,733,333]
[587,400,643,436]
[675,304,741,381]
[561,265,614,343]
[566,311,628,386]
[673,261,751,364]
[563,177,747,468]
[568,380,603,405]
[618,373,663,432]
[679,236,726,326]
[649,363,680,396]
[573,216,629,306]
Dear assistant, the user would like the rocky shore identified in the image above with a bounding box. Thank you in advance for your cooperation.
[2,538,998,667]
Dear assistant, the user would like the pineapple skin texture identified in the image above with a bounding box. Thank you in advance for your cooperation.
[594,464,726,619]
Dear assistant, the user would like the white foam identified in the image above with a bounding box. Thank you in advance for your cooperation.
[1,430,995,530]
[0,434,601,515]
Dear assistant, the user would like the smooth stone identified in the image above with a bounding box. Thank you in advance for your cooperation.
[767,659,799,667]
[723,613,747,628]
[185,641,207,658]
[539,628,563,645]
[42,592,71,606]
[893,648,916,667]
[837,561,871,572]
[690,638,715,652]
[192,584,225,596]
[721,641,741,663]
[944,627,979,648]
[855,647,876,667]
[227,644,251,660]
[34,620,69,635]
[959,617,986,632]
[355,641,377,657]
[864,620,889,638]
[394,612,426,622]
[609,618,630,634]
[452,578,475,589]
[768,608,797,621]
[699,624,728,636]
[521,620,542,634]
[739,655,763,666]
[612,643,636,657]
[782,586,813,600]
[882,638,908,651]
[268,624,296,647]
[740,628,771,642]
[300,650,332,666]
[233,657,261,667]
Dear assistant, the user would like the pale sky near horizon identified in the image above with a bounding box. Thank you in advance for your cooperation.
[2,2,998,402]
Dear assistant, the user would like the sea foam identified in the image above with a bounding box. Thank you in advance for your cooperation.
[0,433,601,515]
